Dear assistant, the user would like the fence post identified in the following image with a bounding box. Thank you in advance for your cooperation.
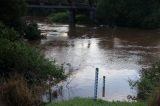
[102,76,106,97]
[94,68,99,101]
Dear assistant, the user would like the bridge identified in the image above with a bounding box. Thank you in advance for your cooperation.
[26,0,97,25]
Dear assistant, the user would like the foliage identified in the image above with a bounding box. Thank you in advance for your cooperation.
[96,0,160,28]
[0,0,27,33]
[48,12,91,24]
[25,22,42,40]
[0,39,65,84]
[76,14,90,24]
[48,12,69,23]
[0,22,21,41]
[47,97,145,106]
[130,61,160,100]
[0,74,42,106]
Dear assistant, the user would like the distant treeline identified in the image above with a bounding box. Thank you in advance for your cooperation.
[27,0,160,29]
[96,0,160,29]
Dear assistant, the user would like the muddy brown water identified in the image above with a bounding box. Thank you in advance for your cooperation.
[37,23,160,101]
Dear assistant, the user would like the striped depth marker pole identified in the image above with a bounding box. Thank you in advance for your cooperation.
[102,76,106,97]
[94,68,99,101]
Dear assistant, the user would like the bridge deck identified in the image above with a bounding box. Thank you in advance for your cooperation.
[28,5,95,10]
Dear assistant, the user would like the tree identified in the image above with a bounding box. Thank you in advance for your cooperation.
[0,0,27,32]
[96,0,160,28]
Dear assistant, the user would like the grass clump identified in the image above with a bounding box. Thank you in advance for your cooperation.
[47,97,146,106]
[1,75,37,106]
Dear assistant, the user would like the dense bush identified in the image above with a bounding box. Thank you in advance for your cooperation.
[130,61,160,100]
[0,39,65,84]
[0,22,21,41]
[48,12,69,23]
[97,0,160,28]
[25,22,42,40]
[0,0,43,40]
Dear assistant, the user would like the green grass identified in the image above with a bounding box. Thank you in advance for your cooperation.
[46,97,146,106]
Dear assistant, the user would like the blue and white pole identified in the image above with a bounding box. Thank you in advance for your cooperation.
[94,68,99,101]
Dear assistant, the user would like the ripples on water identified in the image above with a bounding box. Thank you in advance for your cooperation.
[37,23,160,101]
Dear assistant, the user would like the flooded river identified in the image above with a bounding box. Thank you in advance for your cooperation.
[37,23,160,101]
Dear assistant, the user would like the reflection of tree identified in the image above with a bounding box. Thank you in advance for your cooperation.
[87,40,91,48]
[68,26,91,38]
[112,28,160,46]
[67,26,77,38]
[98,28,160,49]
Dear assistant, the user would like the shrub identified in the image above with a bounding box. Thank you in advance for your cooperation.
[0,39,65,84]
[0,22,21,41]
[48,12,69,23]
[0,74,41,106]
[24,22,42,40]
[130,61,160,100]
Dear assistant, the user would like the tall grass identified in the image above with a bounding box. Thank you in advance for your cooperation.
[148,86,160,106]
[0,74,42,106]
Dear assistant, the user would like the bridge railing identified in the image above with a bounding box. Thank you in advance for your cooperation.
[26,0,96,8]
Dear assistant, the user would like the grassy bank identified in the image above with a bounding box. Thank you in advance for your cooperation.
[47,98,146,106]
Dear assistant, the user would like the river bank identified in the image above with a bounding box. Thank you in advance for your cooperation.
[46,97,146,106]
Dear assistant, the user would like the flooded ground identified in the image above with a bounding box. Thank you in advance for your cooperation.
[37,23,160,101]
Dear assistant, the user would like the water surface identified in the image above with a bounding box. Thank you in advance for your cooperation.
[38,23,160,101]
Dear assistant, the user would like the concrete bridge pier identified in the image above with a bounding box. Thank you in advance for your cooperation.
[89,9,96,23]
[68,9,76,25]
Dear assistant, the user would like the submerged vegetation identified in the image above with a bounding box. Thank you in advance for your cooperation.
[24,21,43,40]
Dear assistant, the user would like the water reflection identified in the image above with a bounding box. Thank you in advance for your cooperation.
[38,23,160,101]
